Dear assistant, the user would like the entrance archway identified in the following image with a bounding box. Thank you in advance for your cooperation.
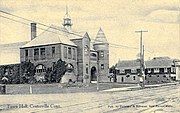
[121,77,124,82]
[91,67,97,81]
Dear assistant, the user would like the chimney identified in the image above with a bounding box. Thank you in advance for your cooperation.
[31,23,37,40]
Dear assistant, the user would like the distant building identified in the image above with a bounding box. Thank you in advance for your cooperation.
[0,42,28,65]
[115,57,180,84]
[0,9,109,84]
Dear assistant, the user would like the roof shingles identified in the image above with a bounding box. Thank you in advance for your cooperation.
[116,57,175,69]
[21,26,77,48]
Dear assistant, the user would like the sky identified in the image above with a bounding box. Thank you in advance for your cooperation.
[0,0,180,66]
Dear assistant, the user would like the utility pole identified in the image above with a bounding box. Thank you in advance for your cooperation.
[135,30,148,88]
[142,45,145,85]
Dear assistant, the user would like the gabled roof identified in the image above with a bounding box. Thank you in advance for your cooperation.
[94,28,108,44]
[68,31,86,40]
[116,60,140,69]
[116,57,176,69]
[21,25,77,48]
[145,57,174,68]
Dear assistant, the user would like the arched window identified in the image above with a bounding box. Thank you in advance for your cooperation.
[36,64,46,73]
[90,53,97,57]
[84,45,89,54]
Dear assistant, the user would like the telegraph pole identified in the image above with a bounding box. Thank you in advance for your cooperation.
[135,30,148,88]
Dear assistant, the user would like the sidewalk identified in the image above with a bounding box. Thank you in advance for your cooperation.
[102,82,179,92]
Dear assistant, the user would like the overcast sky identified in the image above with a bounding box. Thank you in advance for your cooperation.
[0,0,179,66]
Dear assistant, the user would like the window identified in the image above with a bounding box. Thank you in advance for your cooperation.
[101,64,104,69]
[100,51,104,57]
[25,49,28,60]
[72,48,76,60]
[154,68,159,73]
[133,76,136,80]
[84,45,89,54]
[91,53,97,57]
[64,46,67,58]
[137,69,141,73]
[171,67,176,73]
[68,47,72,59]
[120,69,125,74]
[52,47,55,57]
[86,64,88,74]
[36,65,46,73]
[125,69,131,74]
[159,68,164,73]
[147,68,151,73]
[34,48,39,60]
[40,48,45,60]
[116,70,120,74]
[167,68,171,73]
[131,69,137,73]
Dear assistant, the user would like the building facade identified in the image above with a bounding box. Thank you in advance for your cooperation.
[115,57,180,84]
[19,10,109,83]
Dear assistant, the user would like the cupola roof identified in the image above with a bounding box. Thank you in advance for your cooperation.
[94,28,108,44]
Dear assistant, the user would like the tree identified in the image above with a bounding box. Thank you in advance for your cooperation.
[44,68,52,83]
[52,59,66,83]
[44,59,66,83]
[0,64,20,84]
[20,61,36,84]
[9,65,20,84]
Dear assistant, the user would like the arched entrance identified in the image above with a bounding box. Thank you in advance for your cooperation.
[91,67,97,81]
[61,63,76,83]
[121,77,124,82]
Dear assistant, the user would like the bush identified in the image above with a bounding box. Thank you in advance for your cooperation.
[20,61,36,84]
[44,59,66,83]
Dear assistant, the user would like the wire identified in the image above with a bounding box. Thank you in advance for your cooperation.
[0,10,145,50]
[0,15,69,37]
[0,10,82,37]
[0,15,29,26]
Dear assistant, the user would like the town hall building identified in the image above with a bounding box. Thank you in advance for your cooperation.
[19,10,109,83]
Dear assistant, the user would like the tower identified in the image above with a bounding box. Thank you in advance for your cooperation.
[93,28,109,82]
[62,6,72,32]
